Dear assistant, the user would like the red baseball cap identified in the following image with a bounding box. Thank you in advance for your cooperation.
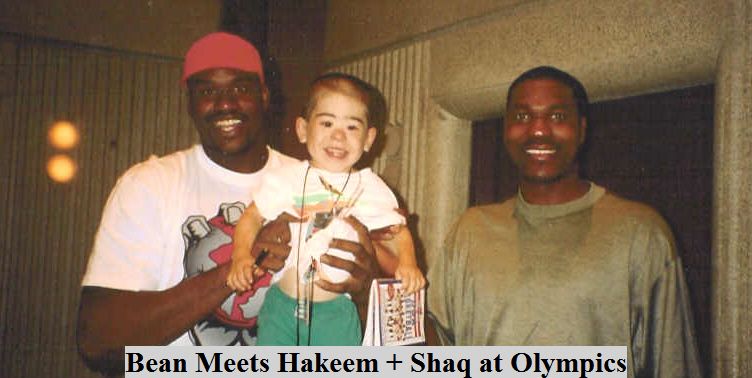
[182,32,264,84]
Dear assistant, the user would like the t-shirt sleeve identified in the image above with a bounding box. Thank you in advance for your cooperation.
[251,166,295,221]
[81,165,170,291]
[350,171,405,231]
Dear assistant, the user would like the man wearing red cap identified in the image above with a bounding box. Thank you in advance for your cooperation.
[76,32,382,374]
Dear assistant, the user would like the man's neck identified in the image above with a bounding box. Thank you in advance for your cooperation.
[519,176,590,205]
[204,143,269,174]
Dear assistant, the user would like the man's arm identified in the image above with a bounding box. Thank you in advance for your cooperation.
[77,215,293,375]
[629,215,702,378]
[643,257,703,378]
[77,266,232,374]
[424,217,458,346]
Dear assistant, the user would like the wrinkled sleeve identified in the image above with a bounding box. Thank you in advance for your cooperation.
[427,219,460,345]
[349,171,404,231]
[81,166,168,291]
[631,221,702,378]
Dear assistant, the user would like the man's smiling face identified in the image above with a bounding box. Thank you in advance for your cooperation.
[503,77,586,184]
[187,68,268,159]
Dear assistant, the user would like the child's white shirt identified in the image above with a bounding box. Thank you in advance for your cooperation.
[252,160,404,283]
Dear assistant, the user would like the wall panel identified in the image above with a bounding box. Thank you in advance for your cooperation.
[0,33,195,377]
[330,42,430,211]
[326,41,474,272]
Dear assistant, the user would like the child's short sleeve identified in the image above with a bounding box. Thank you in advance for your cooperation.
[350,169,405,231]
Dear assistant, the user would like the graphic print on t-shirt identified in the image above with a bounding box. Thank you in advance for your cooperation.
[182,202,272,345]
[291,183,354,239]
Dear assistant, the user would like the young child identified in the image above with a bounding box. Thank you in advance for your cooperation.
[227,72,425,345]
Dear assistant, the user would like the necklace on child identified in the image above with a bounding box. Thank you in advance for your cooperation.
[294,162,353,344]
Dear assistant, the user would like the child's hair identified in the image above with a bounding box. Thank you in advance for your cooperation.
[302,72,388,132]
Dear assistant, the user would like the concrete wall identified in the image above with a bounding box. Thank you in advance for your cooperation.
[430,0,726,120]
[325,0,514,63]
[325,0,726,120]
[0,0,219,57]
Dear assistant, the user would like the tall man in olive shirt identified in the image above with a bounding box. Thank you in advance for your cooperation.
[427,66,701,377]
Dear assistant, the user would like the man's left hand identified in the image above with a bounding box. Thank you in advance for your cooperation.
[316,215,379,304]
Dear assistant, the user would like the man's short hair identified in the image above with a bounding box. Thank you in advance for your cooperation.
[182,32,264,84]
[507,66,589,119]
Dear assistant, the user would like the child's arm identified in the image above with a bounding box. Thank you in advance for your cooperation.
[381,225,425,294]
[227,203,264,292]
[371,225,400,276]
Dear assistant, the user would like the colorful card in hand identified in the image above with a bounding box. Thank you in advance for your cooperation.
[362,278,425,346]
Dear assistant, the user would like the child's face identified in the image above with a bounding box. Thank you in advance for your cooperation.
[296,91,376,173]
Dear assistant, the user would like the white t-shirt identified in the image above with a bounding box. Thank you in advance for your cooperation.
[81,144,297,346]
[252,160,405,283]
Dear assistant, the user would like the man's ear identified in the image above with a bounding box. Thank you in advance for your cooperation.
[295,117,308,143]
[364,127,377,152]
[186,87,197,119]
[578,117,587,145]
[261,86,270,111]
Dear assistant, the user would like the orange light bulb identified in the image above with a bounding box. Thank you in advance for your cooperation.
[47,154,77,183]
[48,121,80,150]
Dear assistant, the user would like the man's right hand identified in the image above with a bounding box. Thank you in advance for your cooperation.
[250,213,295,273]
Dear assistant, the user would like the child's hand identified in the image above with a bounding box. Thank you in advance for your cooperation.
[227,256,256,293]
[395,264,426,294]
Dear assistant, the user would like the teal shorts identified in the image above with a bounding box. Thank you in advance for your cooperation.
[257,284,362,346]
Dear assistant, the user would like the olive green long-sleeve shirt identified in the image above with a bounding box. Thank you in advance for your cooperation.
[428,184,701,378]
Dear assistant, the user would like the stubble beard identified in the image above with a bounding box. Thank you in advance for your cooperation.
[519,162,579,185]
